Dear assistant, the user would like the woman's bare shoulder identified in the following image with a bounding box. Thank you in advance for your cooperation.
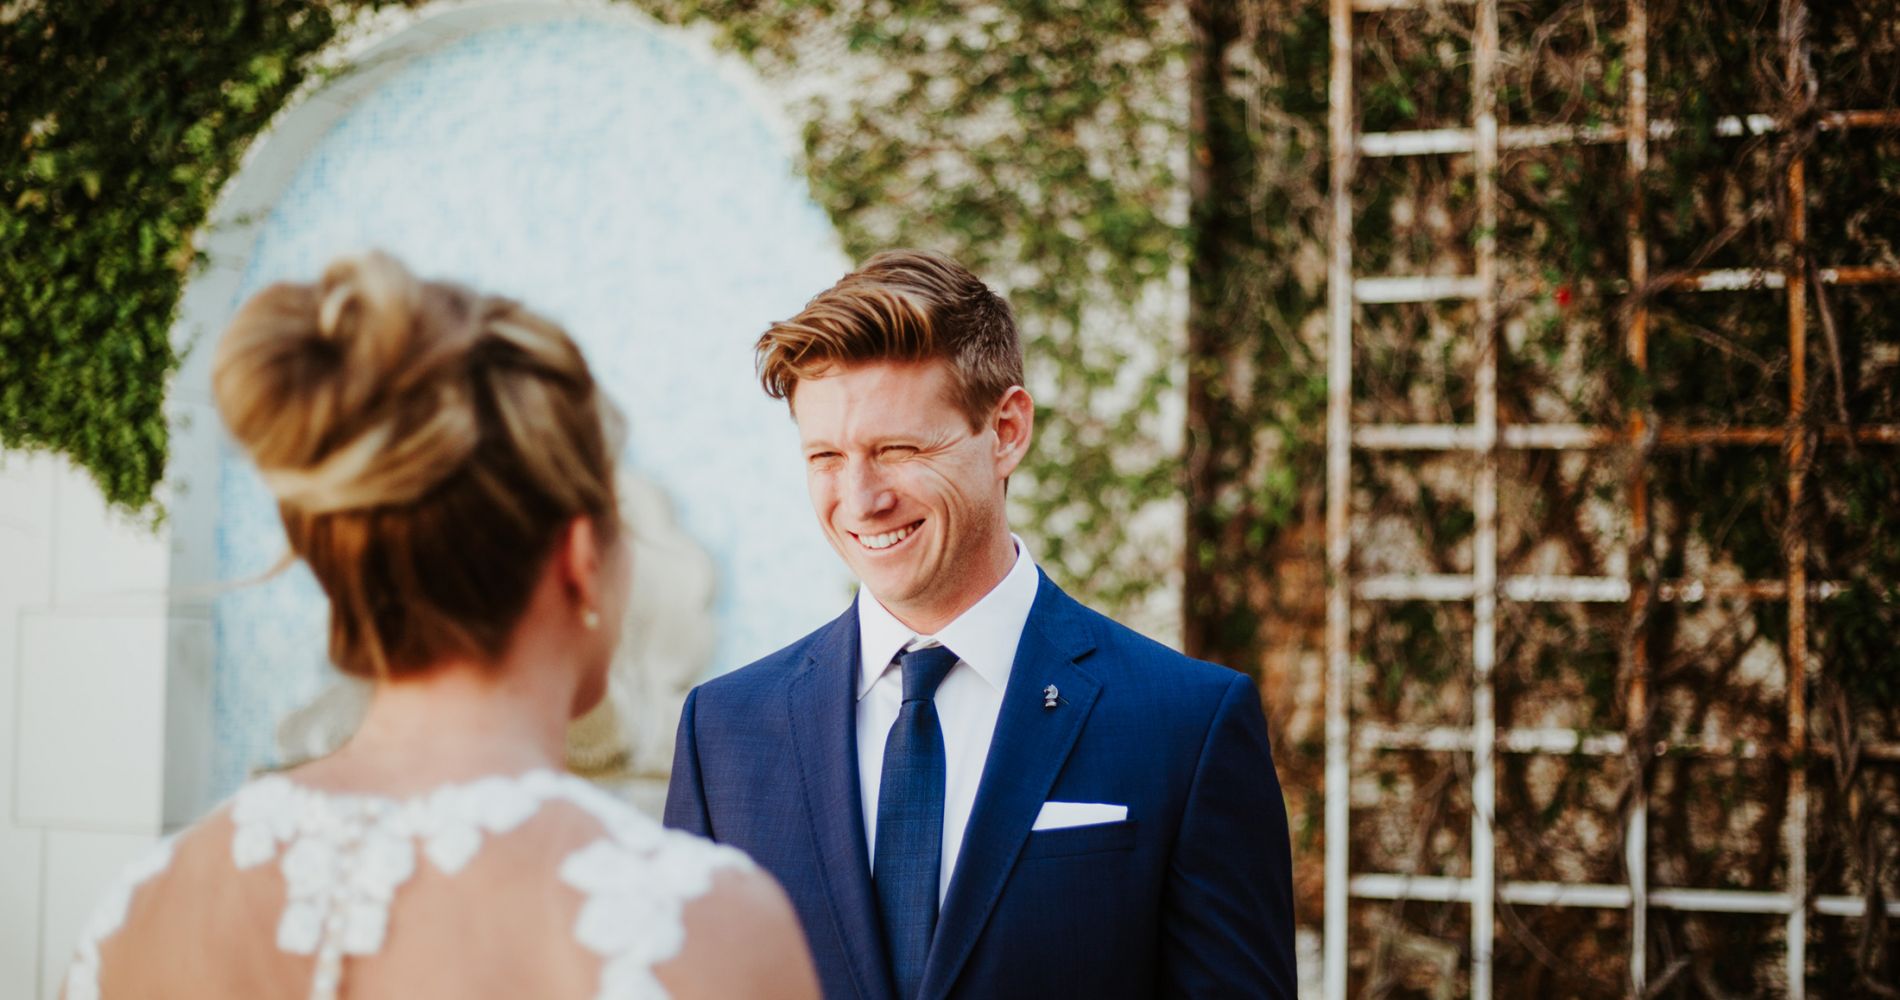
[653,865,820,1000]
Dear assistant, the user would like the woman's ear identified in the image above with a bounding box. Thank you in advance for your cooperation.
[560,515,605,622]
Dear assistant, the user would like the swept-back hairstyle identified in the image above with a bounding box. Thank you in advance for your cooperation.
[754,249,1022,425]
[213,251,621,679]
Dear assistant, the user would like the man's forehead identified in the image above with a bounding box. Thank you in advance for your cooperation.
[793,361,958,415]
[794,372,965,443]
[796,404,943,444]
[806,357,952,387]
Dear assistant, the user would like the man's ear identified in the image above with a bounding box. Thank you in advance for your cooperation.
[991,385,1034,479]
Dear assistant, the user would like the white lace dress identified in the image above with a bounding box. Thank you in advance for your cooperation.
[63,770,751,1000]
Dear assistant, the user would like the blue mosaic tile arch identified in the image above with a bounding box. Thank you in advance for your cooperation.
[212,15,853,797]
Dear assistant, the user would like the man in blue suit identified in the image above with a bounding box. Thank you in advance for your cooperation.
[665,250,1295,999]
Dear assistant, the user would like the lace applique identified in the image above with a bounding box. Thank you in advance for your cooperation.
[560,821,754,1000]
[229,770,569,1000]
[67,769,748,1000]
[62,836,177,1000]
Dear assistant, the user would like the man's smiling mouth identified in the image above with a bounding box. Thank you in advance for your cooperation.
[854,520,923,551]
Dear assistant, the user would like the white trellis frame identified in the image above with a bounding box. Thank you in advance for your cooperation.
[1323,0,1900,996]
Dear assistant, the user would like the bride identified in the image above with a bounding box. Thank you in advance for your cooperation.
[62,252,819,1000]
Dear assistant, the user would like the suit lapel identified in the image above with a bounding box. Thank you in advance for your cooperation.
[787,607,895,1000]
[918,575,1102,1000]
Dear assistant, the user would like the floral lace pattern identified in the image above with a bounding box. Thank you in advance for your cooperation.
[561,823,752,999]
[64,770,751,1000]
[547,776,757,999]
[230,771,571,999]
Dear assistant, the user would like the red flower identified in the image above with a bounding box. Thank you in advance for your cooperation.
[1554,284,1574,309]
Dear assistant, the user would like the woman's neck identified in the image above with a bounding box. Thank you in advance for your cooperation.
[304,647,578,795]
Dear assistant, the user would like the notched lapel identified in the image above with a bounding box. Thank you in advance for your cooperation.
[787,609,894,1000]
[919,577,1103,1000]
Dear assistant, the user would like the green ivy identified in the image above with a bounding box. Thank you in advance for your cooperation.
[0,1,384,511]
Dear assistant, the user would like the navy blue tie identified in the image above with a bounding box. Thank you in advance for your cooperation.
[873,643,960,999]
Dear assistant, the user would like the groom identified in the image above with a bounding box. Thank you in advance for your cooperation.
[665,250,1295,999]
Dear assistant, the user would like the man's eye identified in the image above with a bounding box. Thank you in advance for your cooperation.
[880,446,918,459]
[808,452,842,467]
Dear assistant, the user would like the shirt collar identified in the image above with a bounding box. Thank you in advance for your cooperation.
[855,535,1040,700]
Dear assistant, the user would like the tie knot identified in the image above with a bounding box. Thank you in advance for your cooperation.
[897,644,960,702]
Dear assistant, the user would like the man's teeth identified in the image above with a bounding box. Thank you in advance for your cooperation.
[860,523,917,550]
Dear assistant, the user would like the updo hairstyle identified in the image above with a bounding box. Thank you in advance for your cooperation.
[212,252,622,679]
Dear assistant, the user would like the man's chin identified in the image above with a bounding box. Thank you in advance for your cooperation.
[858,573,911,602]
[855,568,928,608]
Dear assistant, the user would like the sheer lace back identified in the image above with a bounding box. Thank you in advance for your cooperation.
[65,771,750,1000]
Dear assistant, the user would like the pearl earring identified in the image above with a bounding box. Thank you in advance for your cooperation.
[582,608,601,631]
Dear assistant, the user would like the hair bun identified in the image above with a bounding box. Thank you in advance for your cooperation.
[212,251,622,679]
[317,251,424,394]
[214,251,482,515]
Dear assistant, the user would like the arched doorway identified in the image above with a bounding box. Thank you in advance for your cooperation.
[167,1,852,806]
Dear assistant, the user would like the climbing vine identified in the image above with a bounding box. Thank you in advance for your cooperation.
[0,1,387,511]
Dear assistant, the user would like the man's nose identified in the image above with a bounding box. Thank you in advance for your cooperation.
[846,458,897,519]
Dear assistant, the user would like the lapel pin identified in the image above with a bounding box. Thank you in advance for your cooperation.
[1043,685,1060,709]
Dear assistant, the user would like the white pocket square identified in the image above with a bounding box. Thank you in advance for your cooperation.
[1032,801,1129,831]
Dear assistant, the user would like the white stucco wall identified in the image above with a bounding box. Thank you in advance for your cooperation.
[0,449,186,999]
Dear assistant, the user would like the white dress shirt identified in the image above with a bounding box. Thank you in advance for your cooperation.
[856,535,1040,904]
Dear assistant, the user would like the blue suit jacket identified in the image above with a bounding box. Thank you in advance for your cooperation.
[664,573,1296,999]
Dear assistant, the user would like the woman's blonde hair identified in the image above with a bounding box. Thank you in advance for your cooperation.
[213,251,622,679]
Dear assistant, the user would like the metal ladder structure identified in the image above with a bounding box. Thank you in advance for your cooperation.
[1323,0,1900,995]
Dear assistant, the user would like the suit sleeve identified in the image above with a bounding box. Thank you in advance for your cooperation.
[1160,672,1297,999]
[663,687,714,837]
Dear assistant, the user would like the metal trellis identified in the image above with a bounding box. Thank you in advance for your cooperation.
[1323,0,1900,995]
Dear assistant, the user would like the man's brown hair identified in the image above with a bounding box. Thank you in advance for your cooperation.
[755,249,1023,426]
